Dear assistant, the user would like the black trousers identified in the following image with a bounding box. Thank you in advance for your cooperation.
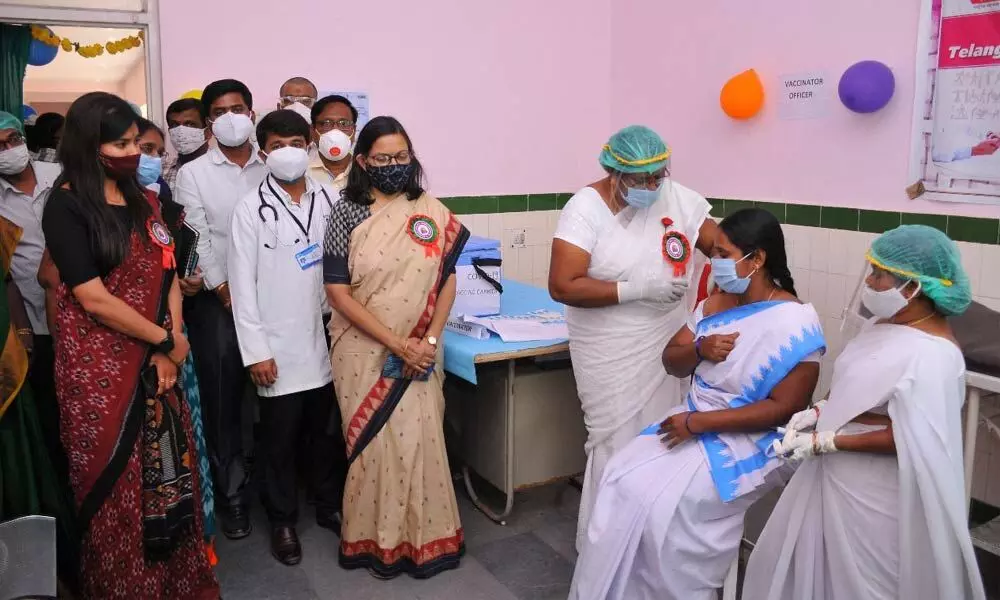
[27,334,67,483]
[259,383,345,526]
[183,291,249,508]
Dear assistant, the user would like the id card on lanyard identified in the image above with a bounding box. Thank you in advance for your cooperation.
[296,243,322,270]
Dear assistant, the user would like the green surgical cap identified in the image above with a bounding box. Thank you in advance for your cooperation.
[0,111,23,135]
[599,125,671,174]
[867,224,971,316]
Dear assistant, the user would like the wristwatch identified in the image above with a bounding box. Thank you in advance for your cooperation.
[426,336,438,347]
[154,329,175,355]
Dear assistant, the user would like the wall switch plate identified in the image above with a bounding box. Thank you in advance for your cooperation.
[508,228,527,248]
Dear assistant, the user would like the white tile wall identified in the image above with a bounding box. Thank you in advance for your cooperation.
[459,212,1000,505]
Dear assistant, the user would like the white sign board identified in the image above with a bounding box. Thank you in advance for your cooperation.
[777,72,830,120]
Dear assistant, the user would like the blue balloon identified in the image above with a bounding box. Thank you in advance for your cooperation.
[22,105,37,120]
[838,60,895,114]
[28,29,59,67]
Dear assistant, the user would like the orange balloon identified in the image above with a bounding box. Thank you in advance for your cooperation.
[720,69,765,120]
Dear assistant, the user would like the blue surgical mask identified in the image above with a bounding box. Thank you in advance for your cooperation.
[711,253,757,294]
[624,186,659,209]
[137,153,162,187]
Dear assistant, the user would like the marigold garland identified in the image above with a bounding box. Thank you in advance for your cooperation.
[30,25,143,59]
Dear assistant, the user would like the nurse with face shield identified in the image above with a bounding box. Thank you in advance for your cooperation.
[548,125,719,550]
[744,225,987,600]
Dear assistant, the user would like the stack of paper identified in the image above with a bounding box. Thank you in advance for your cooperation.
[461,310,568,343]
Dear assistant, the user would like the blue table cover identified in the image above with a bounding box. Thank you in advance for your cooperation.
[443,279,569,384]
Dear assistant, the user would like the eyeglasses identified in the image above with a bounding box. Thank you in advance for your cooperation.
[0,133,25,151]
[315,118,356,134]
[621,170,669,189]
[367,151,412,167]
[280,95,316,108]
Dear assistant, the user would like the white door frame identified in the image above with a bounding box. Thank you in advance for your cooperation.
[0,0,164,124]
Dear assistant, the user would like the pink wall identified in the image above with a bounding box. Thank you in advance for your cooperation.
[158,0,612,197]
[121,58,147,107]
[610,0,998,218]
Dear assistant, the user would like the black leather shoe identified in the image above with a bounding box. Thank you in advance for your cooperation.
[221,504,252,540]
[270,526,302,566]
[316,510,342,537]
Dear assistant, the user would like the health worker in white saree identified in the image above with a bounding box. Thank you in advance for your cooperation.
[548,125,718,550]
[569,208,825,600]
[744,224,986,600]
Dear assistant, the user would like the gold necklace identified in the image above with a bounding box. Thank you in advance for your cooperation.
[898,312,936,327]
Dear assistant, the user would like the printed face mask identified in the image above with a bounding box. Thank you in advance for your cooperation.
[168,125,206,155]
[711,252,756,294]
[368,163,413,195]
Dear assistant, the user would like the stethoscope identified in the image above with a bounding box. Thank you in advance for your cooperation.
[257,177,333,249]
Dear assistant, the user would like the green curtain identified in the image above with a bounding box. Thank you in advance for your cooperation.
[0,24,31,121]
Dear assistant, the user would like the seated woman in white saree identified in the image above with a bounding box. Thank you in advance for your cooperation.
[548,125,718,549]
[569,208,825,600]
[743,224,986,600]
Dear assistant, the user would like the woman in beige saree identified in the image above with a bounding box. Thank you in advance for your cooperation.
[323,116,469,579]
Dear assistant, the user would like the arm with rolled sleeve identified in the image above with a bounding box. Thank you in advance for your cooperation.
[228,200,271,366]
[175,165,225,290]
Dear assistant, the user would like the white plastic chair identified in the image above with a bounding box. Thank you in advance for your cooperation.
[0,515,57,600]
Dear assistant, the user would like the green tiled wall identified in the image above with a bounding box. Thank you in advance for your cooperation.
[440,194,1000,245]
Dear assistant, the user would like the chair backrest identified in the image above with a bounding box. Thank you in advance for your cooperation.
[0,515,57,600]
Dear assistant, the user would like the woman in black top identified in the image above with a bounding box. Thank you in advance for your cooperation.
[41,92,219,599]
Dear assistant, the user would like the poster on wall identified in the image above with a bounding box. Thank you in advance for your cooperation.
[910,0,1000,205]
[319,90,370,130]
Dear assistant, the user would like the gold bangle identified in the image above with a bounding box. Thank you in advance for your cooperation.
[16,328,32,336]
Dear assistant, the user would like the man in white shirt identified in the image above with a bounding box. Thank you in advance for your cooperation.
[175,79,267,540]
[227,110,343,566]
[308,94,357,195]
[0,110,65,479]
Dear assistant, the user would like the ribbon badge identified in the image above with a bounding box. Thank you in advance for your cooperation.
[407,214,441,257]
[661,228,691,277]
[146,217,176,270]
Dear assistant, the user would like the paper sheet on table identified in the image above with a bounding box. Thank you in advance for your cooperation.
[445,318,490,340]
[464,310,568,343]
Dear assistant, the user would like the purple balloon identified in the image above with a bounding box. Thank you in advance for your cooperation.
[838,60,895,114]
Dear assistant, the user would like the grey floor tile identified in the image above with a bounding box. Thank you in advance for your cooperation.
[474,532,574,600]
[215,480,581,599]
[531,512,578,563]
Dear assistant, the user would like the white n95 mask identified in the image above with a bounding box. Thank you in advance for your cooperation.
[318,129,352,162]
[211,112,254,148]
[0,144,30,175]
[285,102,313,123]
[168,125,206,156]
[265,146,309,182]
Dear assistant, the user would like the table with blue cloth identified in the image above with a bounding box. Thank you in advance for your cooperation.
[442,280,586,525]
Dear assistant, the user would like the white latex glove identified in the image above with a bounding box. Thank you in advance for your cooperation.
[617,269,689,305]
[781,400,827,446]
[772,430,837,461]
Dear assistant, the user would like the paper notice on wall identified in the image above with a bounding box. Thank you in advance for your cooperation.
[777,72,831,120]
[319,90,370,130]
[909,0,1000,205]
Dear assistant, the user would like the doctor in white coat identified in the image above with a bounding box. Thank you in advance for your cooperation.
[228,110,345,567]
